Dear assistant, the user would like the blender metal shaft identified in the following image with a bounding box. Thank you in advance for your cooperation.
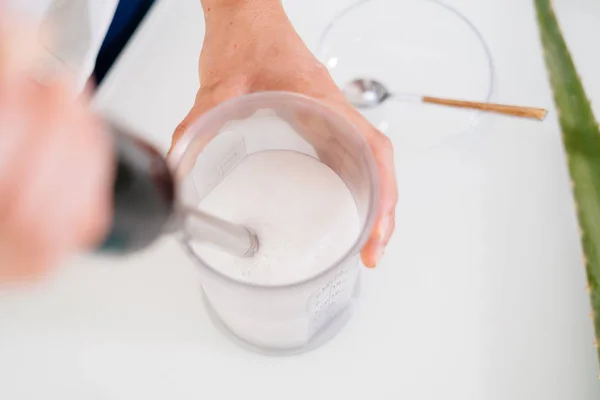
[177,206,259,258]
[100,119,259,257]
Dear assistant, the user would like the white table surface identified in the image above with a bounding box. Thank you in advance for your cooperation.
[2,0,600,398]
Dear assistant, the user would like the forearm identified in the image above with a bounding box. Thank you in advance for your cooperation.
[199,0,301,64]
[195,0,315,88]
[200,0,287,30]
[201,0,282,13]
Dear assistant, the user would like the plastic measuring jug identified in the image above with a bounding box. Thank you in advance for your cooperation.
[168,92,379,352]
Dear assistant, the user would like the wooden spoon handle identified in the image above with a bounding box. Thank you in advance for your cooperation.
[422,96,548,120]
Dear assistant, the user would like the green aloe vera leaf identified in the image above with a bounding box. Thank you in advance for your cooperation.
[535,0,600,363]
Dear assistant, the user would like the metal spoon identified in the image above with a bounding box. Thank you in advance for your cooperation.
[344,78,547,120]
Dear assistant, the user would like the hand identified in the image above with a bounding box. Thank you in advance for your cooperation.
[0,17,112,283]
[172,0,397,268]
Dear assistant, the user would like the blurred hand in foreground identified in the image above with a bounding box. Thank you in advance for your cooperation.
[0,16,112,283]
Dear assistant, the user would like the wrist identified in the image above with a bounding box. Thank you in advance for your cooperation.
[202,0,282,15]
[202,0,285,26]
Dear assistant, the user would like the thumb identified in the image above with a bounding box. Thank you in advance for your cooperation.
[169,91,215,154]
[168,89,225,181]
[170,80,256,154]
[168,85,255,177]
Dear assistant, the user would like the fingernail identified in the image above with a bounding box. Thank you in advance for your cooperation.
[361,252,376,269]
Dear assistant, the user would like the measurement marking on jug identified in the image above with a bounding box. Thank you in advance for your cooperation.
[308,266,353,332]
[221,138,247,176]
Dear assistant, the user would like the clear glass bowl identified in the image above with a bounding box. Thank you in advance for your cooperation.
[168,92,379,353]
[317,0,495,149]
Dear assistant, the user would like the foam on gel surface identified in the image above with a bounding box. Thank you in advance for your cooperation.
[190,150,360,285]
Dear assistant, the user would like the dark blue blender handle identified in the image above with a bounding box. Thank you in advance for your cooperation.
[99,122,176,254]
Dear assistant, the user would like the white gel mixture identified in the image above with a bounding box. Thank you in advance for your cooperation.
[191,150,360,285]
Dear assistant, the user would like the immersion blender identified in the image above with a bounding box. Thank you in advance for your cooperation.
[11,9,257,257]
[99,121,259,257]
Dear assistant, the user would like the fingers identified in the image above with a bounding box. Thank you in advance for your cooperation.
[276,106,345,169]
[367,135,397,268]
[344,111,398,268]
[0,82,72,280]
[50,86,112,250]
[282,100,398,268]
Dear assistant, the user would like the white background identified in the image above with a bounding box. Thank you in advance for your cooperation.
[1,0,600,398]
